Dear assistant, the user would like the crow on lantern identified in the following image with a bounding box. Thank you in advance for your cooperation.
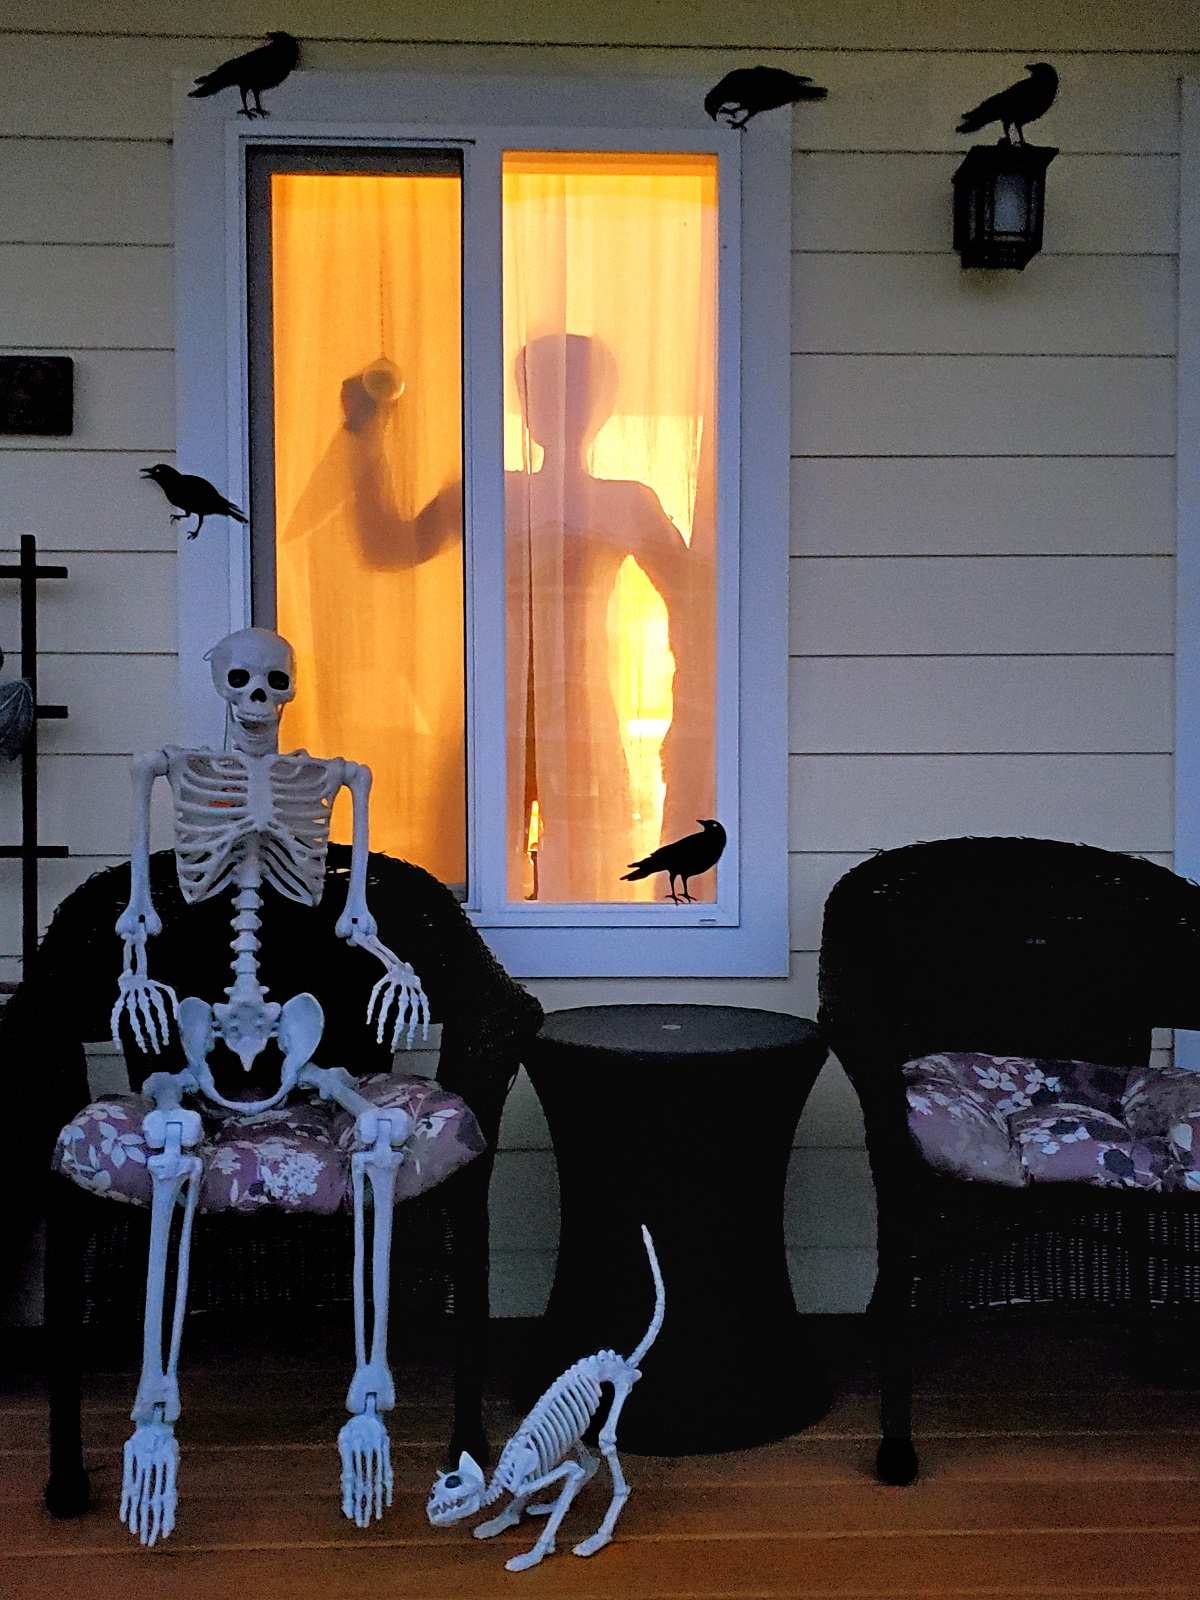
[957,63,1059,145]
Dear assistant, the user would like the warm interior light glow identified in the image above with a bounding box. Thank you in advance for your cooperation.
[504,151,719,904]
[270,171,466,885]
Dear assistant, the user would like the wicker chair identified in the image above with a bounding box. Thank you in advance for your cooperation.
[0,845,542,1517]
[817,836,1200,1486]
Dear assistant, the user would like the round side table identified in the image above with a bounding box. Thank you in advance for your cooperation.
[524,1003,830,1454]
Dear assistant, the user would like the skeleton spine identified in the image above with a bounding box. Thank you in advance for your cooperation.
[228,850,265,998]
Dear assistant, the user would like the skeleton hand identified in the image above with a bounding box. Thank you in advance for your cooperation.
[111,932,178,1054]
[343,926,430,1050]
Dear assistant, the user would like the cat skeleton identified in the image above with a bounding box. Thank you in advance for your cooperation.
[427,1225,664,1571]
[110,627,429,1544]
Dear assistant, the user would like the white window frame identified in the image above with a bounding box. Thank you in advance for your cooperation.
[174,70,791,979]
[1176,76,1200,1066]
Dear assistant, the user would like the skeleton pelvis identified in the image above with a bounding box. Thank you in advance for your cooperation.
[177,991,326,1112]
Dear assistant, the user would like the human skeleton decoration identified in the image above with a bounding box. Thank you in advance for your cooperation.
[110,626,430,1545]
[427,1226,664,1570]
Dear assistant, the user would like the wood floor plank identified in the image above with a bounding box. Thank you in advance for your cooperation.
[6,1531,1200,1600]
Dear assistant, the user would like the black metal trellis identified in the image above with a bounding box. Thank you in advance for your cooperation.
[0,533,69,987]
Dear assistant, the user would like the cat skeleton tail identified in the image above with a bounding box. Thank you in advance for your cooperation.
[628,1225,665,1368]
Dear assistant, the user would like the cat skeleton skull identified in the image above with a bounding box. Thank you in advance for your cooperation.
[110,626,429,1545]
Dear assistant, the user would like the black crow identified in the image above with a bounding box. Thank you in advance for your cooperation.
[621,819,727,904]
[957,63,1058,145]
[141,464,248,539]
[188,31,301,119]
[704,66,827,130]
[0,651,33,761]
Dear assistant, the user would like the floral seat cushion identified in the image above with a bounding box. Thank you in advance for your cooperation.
[54,1072,487,1214]
[904,1052,1200,1191]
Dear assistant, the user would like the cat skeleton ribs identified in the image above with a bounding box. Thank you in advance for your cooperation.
[110,627,429,1544]
[427,1226,665,1571]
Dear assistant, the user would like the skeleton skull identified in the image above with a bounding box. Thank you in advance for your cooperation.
[207,628,296,756]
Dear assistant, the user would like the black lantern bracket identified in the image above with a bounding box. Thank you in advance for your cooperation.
[952,141,1057,270]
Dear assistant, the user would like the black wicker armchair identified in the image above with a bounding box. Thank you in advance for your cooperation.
[0,845,542,1517]
[818,836,1200,1486]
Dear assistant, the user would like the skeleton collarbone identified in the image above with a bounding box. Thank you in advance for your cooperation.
[167,746,346,905]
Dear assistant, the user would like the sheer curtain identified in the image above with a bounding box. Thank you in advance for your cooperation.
[502,152,719,903]
[271,171,466,884]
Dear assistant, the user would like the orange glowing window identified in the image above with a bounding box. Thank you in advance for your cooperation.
[249,147,719,909]
[503,153,719,903]
[250,154,467,889]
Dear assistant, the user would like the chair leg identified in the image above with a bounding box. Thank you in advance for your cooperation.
[445,1165,490,1468]
[43,1177,91,1518]
[873,1222,918,1487]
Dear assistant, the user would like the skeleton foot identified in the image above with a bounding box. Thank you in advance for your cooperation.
[506,1546,553,1572]
[474,1501,527,1538]
[338,1405,394,1527]
[120,1416,179,1546]
[573,1529,615,1558]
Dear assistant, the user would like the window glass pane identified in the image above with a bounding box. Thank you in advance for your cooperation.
[502,152,719,903]
[269,171,466,886]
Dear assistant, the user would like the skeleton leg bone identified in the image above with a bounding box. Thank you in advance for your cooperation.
[500,1460,591,1572]
[572,1381,636,1558]
[120,1100,202,1546]
[331,1099,410,1528]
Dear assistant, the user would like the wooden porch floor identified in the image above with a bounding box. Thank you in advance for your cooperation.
[4,1317,1200,1599]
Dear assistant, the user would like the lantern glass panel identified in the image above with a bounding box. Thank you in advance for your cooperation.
[992,171,1029,237]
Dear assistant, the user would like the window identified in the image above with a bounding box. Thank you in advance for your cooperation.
[175,73,790,977]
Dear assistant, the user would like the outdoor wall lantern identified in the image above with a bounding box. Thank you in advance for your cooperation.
[951,63,1059,270]
[952,142,1057,269]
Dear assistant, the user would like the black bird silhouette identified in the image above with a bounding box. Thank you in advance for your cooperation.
[141,464,248,540]
[188,31,301,119]
[622,819,727,904]
[957,63,1058,145]
[705,66,827,129]
[0,650,33,762]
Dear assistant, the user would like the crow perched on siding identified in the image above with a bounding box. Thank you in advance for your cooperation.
[622,820,727,904]
[188,31,301,118]
[957,63,1059,145]
[140,464,248,540]
[704,66,827,129]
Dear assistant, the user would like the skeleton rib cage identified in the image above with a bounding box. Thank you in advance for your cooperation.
[167,749,344,906]
[488,1361,610,1502]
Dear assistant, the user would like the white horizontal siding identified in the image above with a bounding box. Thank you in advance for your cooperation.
[0,244,172,348]
[790,556,1173,654]
[791,254,1176,357]
[0,452,177,550]
[792,354,1175,457]
[791,457,1176,556]
[791,753,1173,853]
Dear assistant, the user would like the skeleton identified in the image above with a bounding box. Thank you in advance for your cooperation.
[110,627,430,1545]
[427,1226,664,1571]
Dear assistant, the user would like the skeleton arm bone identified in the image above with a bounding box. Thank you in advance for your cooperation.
[334,761,430,1047]
[112,750,178,1052]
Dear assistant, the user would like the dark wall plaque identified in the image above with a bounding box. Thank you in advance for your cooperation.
[0,356,74,436]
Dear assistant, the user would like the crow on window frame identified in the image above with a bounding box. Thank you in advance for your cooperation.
[621,819,727,904]
[140,464,248,541]
[188,31,301,119]
[704,66,827,130]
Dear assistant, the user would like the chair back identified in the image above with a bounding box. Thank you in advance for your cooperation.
[819,837,1200,1083]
